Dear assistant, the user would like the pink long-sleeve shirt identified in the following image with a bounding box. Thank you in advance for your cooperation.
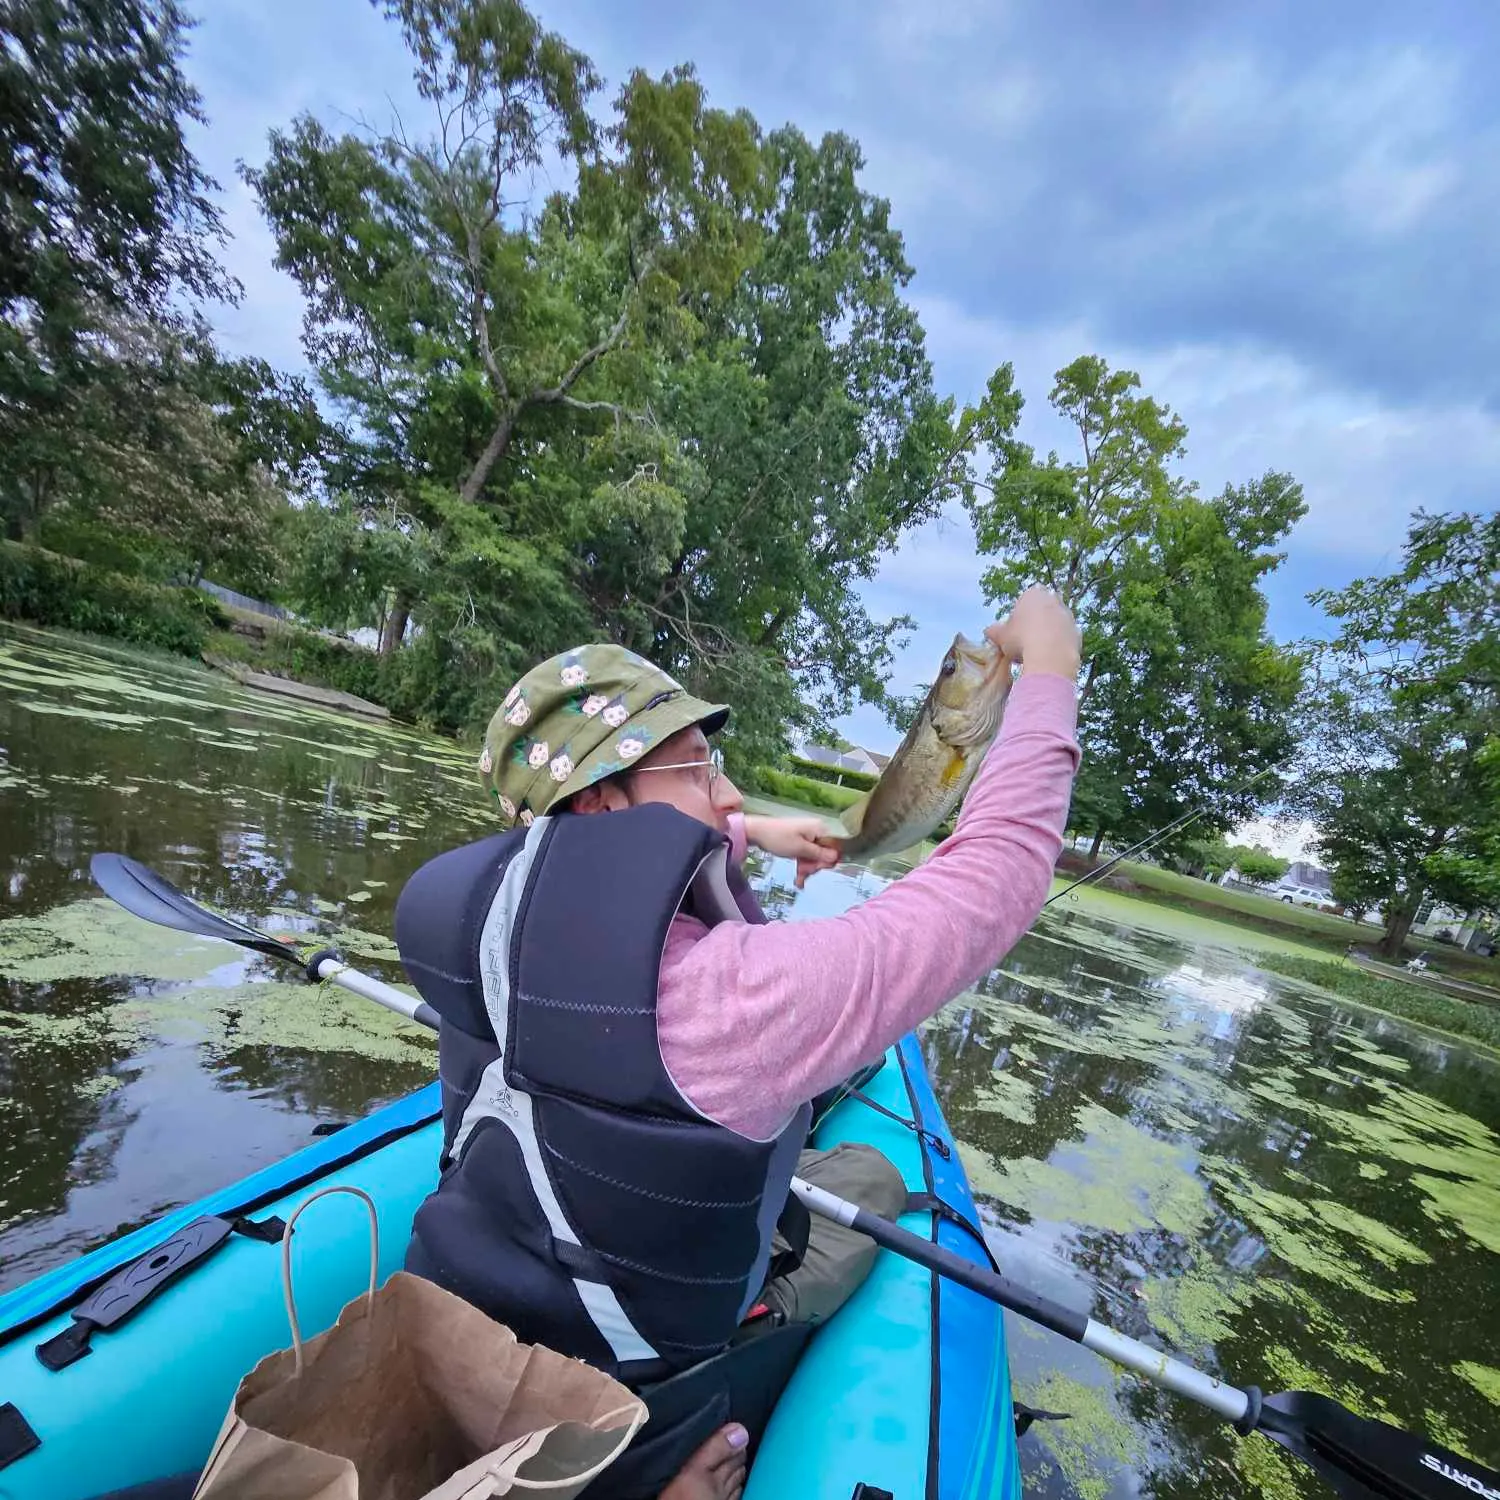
[657,671,1081,1140]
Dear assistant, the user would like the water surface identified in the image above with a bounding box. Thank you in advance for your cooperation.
[1,625,1496,1494]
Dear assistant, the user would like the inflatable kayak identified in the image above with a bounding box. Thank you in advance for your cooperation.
[0,1033,1020,1500]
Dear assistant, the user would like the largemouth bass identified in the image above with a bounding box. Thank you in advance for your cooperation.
[835,634,1014,861]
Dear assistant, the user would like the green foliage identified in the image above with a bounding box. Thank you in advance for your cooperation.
[1255,955,1500,1056]
[1302,510,1500,956]
[1173,835,1234,878]
[1330,862,1387,923]
[239,1,963,760]
[963,356,1305,852]
[751,767,863,811]
[0,542,222,653]
[785,755,880,791]
[1,0,234,541]
[1232,847,1291,885]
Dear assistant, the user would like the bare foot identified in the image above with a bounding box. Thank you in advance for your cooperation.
[658,1424,750,1500]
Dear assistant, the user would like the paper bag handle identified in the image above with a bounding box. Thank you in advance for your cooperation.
[281,1184,380,1377]
[433,1401,648,1499]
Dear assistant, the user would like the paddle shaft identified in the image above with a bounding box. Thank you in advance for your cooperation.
[304,947,440,1031]
[276,956,1256,1425]
[789,1178,1252,1424]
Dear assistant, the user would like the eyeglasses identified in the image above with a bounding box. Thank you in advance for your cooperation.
[628,747,724,792]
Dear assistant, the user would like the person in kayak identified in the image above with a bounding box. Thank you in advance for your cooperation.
[396,586,1081,1494]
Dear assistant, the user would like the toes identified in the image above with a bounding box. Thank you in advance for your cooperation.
[702,1423,749,1474]
[659,1423,751,1500]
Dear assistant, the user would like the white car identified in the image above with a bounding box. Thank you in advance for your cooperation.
[1275,884,1337,912]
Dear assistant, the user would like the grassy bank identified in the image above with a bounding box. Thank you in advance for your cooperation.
[0,543,486,733]
[1064,854,1496,978]
[1091,858,1367,947]
[751,766,864,812]
[1256,954,1500,1055]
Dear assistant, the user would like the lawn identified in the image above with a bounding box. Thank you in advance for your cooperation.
[1102,860,1497,979]
[1100,861,1367,943]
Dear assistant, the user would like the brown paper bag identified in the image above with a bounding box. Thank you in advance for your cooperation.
[193,1187,647,1500]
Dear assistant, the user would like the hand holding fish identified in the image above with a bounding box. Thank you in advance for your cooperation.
[985,586,1082,680]
[745,814,842,888]
[831,588,1079,862]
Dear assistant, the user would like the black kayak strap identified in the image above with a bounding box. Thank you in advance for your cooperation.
[767,1191,812,1281]
[34,1213,285,1372]
[903,1191,1002,1273]
[846,1088,951,1160]
[1014,1402,1072,1438]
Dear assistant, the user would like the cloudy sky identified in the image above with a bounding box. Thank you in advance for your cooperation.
[185,0,1498,755]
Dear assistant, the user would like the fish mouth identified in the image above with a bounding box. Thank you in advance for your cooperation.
[938,634,1012,746]
[952,634,1008,681]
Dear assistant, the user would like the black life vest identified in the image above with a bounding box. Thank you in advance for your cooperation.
[396,803,811,1385]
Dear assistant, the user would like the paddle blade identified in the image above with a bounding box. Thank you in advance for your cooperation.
[1258,1390,1500,1500]
[89,853,302,965]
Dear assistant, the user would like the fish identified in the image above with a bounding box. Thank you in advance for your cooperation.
[834,633,1014,861]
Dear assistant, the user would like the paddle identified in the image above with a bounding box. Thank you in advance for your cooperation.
[92,853,1500,1500]
[89,853,441,1031]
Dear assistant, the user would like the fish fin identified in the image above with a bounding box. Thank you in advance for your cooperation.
[939,748,968,788]
[838,797,866,840]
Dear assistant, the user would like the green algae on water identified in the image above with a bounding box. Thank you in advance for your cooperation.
[1201,1156,1420,1303]
[1012,1371,1144,1500]
[970,1068,1038,1125]
[963,1102,1208,1237]
[1454,1361,1500,1409]
[118,981,436,1067]
[0,898,230,984]
[1235,1428,1313,1500]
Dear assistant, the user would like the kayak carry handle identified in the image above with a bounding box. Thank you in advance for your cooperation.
[34,1212,286,1371]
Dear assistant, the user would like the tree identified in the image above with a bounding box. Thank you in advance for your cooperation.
[963,356,1306,855]
[1229,847,1289,886]
[1174,835,1234,879]
[1330,860,1387,924]
[1,0,233,539]
[26,315,291,593]
[248,0,962,746]
[586,125,968,760]
[1302,510,1500,957]
[1425,739,1500,918]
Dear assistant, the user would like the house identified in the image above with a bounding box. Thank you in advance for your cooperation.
[800,744,882,776]
[1413,901,1498,955]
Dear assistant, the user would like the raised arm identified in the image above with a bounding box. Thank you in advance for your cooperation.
[658,590,1082,1139]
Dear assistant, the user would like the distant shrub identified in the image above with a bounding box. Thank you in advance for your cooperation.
[752,767,865,812]
[0,542,223,655]
[786,755,880,791]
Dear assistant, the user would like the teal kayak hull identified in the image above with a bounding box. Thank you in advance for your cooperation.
[0,1034,1020,1500]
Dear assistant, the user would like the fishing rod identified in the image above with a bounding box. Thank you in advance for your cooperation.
[1044,766,1280,907]
[89,852,1500,1500]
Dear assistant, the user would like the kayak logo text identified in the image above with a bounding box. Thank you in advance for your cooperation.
[1422,1453,1500,1500]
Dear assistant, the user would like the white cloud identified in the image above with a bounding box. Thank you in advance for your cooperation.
[911,291,1500,567]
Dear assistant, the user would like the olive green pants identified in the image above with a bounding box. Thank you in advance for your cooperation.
[758,1143,908,1326]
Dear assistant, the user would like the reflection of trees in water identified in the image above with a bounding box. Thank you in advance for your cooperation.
[213,1044,432,1120]
[0,974,142,1233]
[935,925,1500,1487]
